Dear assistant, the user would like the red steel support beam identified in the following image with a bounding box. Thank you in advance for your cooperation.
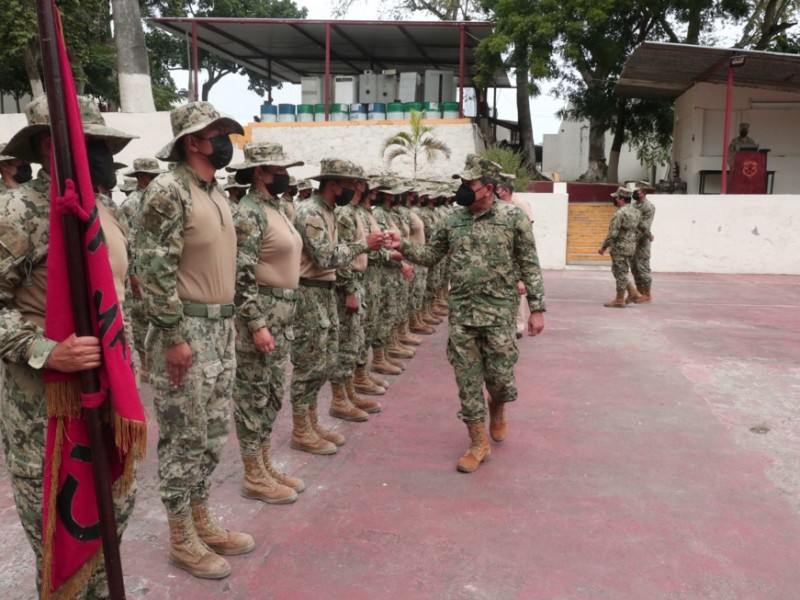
[459,24,465,118]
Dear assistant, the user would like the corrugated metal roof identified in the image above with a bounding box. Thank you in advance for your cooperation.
[149,18,510,88]
[616,42,800,99]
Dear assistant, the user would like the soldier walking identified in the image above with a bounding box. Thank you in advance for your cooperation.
[599,187,642,307]
[629,186,656,303]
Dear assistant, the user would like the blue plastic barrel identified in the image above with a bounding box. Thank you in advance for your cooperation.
[260,103,277,122]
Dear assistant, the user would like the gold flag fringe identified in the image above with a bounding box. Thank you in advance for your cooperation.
[45,380,82,419]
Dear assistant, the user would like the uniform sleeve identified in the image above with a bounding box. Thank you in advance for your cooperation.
[601,212,620,251]
[399,218,450,268]
[639,203,655,236]
[297,207,367,270]
[335,208,358,295]
[137,181,186,346]
[234,202,269,333]
[0,209,56,367]
[513,211,546,312]
[121,192,140,274]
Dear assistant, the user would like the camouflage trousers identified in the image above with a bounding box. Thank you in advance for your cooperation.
[0,361,136,599]
[630,238,652,289]
[333,277,365,382]
[446,321,519,424]
[290,285,339,409]
[129,297,148,360]
[361,264,384,362]
[425,262,439,304]
[394,270,410,327]
[409,265,428,316]
[373,266,399,349]
[148,314,235,516]
[610,252,634,293]
[233,291,297,455]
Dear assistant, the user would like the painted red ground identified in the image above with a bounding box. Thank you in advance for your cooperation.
[2,270,800,599]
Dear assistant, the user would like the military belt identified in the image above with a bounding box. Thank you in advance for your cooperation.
[257,285,297,300]
[299,278,335,290]
[182,301,235,319]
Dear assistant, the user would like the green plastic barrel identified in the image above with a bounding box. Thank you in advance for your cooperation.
[442,101,460,118]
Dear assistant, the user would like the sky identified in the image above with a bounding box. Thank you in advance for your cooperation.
[187,0,566,144]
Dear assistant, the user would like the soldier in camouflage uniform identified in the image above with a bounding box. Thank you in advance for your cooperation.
[629,186,656,303]
[727,122,757,167]
[223,172,248,204]
[296,178,313,201]
[386,156,546,473]
[0,144,33,192]
[120,158,165,380]
[599,187,642,308]
[281,175,298,220]
[119,177,137,196]
[330,174,383,418]
[371,179,414,374]
[138,101,252,580]
[0,96,138,598]
[228,142,304,505]
[289,159,385,455]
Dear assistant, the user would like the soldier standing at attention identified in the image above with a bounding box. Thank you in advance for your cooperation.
[629,186,655,303]
[289,159,385,455]
[385,156,546,473]
[121,157,165,381]
[599,187,642,308]
[727,122,757,167]
[223,173,248,204]
[228,142,305,505]
[0,95,138,598]
[138,101,252,580]
[0,144,33,192]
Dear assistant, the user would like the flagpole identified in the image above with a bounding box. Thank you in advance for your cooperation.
[35,1,126,598]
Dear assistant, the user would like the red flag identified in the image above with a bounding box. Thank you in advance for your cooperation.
[40,5,146,597]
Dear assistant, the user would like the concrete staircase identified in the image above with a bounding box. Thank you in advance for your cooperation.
[566,203,615,265]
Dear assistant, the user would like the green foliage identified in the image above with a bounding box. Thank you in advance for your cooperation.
[483,145,531,192]
[383,110,453,177]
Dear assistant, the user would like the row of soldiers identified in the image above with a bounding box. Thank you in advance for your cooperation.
[0,96,545,594]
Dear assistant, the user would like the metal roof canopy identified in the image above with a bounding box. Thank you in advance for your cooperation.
[616,42,800,100]
[149,17,509,97]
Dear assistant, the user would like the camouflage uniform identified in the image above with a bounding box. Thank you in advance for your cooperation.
[0,96,137,598]
[631,197,655,290]
[332,202,367,383]
[354,202,387,360]
[290,189,367,408]
[371,203,404,346]
[120,187,147,357]
[232,188,299,453]
[399,160,546,424]
[138,102,243,518]
[601,203,641,293]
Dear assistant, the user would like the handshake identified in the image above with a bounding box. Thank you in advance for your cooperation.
[365,229,403,251]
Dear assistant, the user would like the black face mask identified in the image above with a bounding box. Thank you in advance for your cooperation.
[204,135,233,170]
[334,186,356,207]
[455,184,476,207]
[267,173,291,197]
[13,164,32,184]
[235,168,254,185]
[86,139,117,191]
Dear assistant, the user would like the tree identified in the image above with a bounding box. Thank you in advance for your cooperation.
[112,0,156,111]
[483,144,531,191]
[736,0,799,49]
[382,109,452,177]
[145,0,308,101]
[333,0,476,20]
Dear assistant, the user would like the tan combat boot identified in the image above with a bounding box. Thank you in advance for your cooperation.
[167,514,231,580]
[410,312,435,334]
[370,347,403,375]
[329,381,369,422]
[346,376,382,414]
[290,410,337,455]
[191,500,255,556]
[240,453,297,504]
[387,331,415,359]
[310,404,346,446]
[262,441,305,493]
[603,291,626,308]
[399,321,422,346]
[370,371,390,388]
[456,422,492,473]
[487,397,508,442]
[624,283,643,305]
[422,303,443,324]
[353,365,386,395]
[636,286,652,303]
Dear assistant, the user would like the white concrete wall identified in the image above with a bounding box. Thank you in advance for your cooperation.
[650,194,800,275]
[673,82,800,194]
[516,192,569,270]
[541,116,655,183]
[248,120,481,182]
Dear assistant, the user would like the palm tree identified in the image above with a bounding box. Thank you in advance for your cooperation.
[382,110,452,178]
